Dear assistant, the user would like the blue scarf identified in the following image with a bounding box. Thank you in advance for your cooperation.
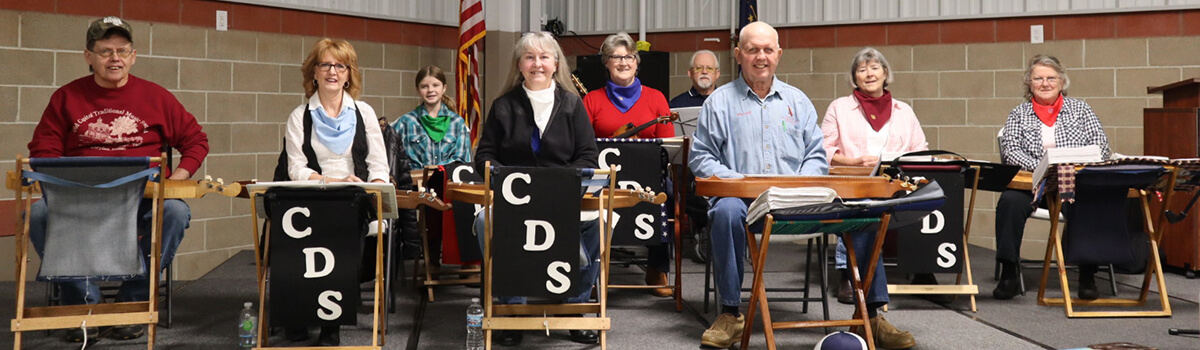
[605,78,642,113]
[311,103,357,154]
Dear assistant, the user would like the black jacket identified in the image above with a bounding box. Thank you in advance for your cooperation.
[475,85,598,172]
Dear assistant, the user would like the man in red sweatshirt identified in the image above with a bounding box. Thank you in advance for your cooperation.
[26,16,209,343]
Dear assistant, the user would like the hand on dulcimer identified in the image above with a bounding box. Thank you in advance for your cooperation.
[610,112,680,139]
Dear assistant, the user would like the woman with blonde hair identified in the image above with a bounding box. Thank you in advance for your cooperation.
[473,31,599,347]
[281,38,389,346]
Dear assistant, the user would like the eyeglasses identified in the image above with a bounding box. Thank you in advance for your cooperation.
[1031,76,1060,85]
[90,48,134,58]
[691,66,718,73]
[608,55,636,63]
[317,63,349,73]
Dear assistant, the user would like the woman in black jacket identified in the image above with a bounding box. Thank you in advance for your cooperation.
[473,31,601,347]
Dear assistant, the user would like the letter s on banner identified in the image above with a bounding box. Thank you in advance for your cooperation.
[502,173,531,205]
[546,261,572,294]
[283,207,312,239]
[937,243,957,268]
[316,291,343,320]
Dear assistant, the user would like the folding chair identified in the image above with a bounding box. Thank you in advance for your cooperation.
[10,154,167,349]
[445,164,663,350]
[1036,164,1174,318]
[695,175,941,350]
[413,163,482,302]
[702,226,832,320]
[596,138,683,310]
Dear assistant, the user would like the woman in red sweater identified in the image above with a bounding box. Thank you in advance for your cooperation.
[582,32,675,297]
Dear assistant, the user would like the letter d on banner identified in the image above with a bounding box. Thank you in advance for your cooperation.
[523,220,555,251]
[302,247,335,278]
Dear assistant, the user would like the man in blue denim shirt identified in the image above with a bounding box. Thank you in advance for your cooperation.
[689,21,915,350]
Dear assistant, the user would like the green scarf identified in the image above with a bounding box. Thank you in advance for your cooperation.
[418,107,451,143]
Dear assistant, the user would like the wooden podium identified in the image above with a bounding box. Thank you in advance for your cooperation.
[1145,78,1200,277]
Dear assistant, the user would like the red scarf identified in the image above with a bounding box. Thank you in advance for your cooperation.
[1032,94,1063,127]
[852,89,893,132]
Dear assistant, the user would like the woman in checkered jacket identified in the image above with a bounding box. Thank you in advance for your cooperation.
[993,54,1111,301]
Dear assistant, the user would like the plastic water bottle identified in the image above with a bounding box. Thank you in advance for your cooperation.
[465,298,484,350]
[238,302,258,348]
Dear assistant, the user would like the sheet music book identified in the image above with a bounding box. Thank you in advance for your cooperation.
[745,186,837,226]
[246,181,399,219]
[1031,145,1103,185]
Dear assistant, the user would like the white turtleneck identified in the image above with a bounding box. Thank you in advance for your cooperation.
[523,81,556,136]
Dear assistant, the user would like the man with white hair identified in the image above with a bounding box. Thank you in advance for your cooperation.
[689,21,915,349]
[671,50,722,265]
[669,49,721,108]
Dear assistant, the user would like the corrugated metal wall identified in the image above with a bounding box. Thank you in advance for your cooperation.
[544,0,1200,34]
[218,0,1200,30]
[217,0,459,25]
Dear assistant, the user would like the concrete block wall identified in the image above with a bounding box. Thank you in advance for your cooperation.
[0,0,457,281]
[563,10,1200,262]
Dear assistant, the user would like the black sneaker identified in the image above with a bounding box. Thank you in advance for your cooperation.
[109,325,145,340]
[64,327,99,342]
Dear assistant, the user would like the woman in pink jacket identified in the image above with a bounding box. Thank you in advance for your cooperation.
[821,48,929,348]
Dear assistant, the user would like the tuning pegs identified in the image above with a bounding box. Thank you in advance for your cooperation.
[204,175,212,181]
[216,178,224,184]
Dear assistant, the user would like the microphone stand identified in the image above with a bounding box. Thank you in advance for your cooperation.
[1162,175,1200,337]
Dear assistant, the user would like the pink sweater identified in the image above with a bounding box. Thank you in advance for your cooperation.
[821,95,927,161]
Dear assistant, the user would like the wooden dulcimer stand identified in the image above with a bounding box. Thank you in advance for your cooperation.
[9,154,169,350]
[1032,159,1186,318]
[245,181,398,350]
[445,164,666,350]
[882,162,986,312]
[695,175,918,350]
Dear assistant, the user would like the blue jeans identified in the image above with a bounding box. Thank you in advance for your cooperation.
[29,199,190,305]
[474,214,601,304]
[709,197,888,307]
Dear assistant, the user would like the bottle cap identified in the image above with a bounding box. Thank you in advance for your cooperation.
[471,297,480,303]
[244,302,252,308]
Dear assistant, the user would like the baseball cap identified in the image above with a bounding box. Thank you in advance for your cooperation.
[87,16,133,48]
[814,331,867,350]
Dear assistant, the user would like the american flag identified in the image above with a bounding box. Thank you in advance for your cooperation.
[457,0,485,148]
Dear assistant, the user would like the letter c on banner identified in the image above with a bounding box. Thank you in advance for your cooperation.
[546,261,572,294]
[599,148,622,171]
[316,291,343,320]
[502,173,531,205]
[523,220,555,251]
[283,207,312,239]
[452,165,475,183]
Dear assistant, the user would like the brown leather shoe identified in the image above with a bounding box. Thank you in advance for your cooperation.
[856,315,915,350]
[700,313,745,348]
[836,274,854,304]
[645,268,673,297]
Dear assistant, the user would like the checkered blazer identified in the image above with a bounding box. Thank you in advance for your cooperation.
[999,96,1111,172]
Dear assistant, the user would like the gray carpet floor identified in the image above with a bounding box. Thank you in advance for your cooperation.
[2,241,1198,349]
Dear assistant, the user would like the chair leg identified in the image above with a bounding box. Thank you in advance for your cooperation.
[802,237,814,314]
[164,266,173,329]
[703,232,713,315]
[1107,264,1118,297]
